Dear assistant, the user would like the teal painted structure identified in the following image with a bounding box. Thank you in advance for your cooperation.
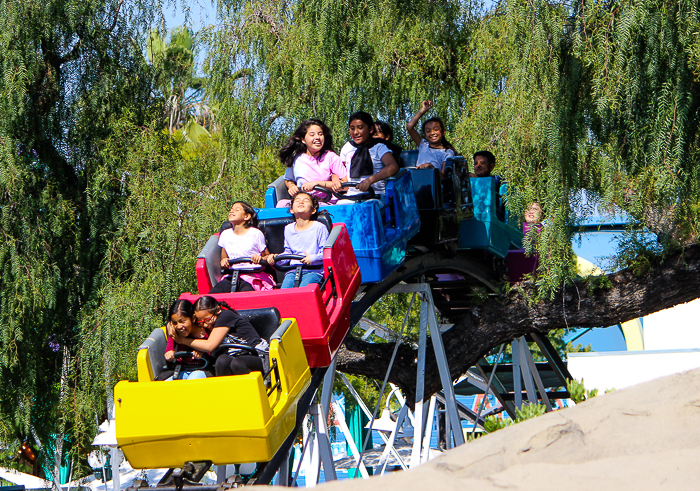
[458,178,522,257]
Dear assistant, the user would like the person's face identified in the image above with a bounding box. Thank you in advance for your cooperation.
[228,203,251,224]
[473,155,494,177]
[291,193,317,217]
[349,119,372,145]
[171,312,194,337]
[424,121,444,145]
[194,310,217,329]
[304,125,325,156]
[374,124,388,141]
[525,203,542,223]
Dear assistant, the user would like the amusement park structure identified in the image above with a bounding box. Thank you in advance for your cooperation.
[112,151,574,487]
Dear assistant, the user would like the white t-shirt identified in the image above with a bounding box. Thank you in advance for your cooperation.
[218,227,267,270]
[340,141,392,194]
[416,139,455,169]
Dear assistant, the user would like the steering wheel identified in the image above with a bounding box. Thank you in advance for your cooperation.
[221,257,265,274]
[172,351,210,370]
[213,343,259,358]
[269,253,308,272]
[314,182,376,202]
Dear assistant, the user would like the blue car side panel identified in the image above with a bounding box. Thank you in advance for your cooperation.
[459,178,522,257]
[259,171,420,284]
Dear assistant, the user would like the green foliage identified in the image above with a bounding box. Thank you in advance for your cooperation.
[484,415,511,433]
[515,402,546,422]
[148,26,212,135]
[567,378,599,404]
[2,0,700,479]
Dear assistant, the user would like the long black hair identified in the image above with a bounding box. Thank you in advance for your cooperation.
[193,296,238,316]
[279,119,335,168]
[422,117,458,154]
[374,121,393,142]
[168,299,195,322]
[232,200,258,229]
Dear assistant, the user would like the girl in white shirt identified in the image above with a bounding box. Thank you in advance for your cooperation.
[210,201,274,293]
[407,100,458,175]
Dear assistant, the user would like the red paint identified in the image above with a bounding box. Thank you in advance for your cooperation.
[186,224,361,367]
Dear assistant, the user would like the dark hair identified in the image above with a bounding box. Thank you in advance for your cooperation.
[231,201,258,228]
[279,119,334,168]
[473,150,496,166]
[422,117,458,154]
[193,296,237,316]
[374,121,393,142]
[168,299,195,322]
[290,192,320,220]
[348,111,375,131]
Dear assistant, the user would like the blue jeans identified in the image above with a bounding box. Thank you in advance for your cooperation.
[281,270,324,289]
[166,370,208,381]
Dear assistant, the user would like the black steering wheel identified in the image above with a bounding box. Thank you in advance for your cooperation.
[269,253,308,272]
[172,351,211,370]
[213,343,259,358]
[313,182,377,202]
[221,257,265,274]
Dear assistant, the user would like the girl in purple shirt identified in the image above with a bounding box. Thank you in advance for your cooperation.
[267,192,329,289]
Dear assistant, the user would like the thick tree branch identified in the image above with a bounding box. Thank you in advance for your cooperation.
[336,242,700,400]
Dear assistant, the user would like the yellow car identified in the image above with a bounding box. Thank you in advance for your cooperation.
[114,309,311,469]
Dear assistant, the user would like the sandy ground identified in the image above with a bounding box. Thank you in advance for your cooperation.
[299,366,700,490]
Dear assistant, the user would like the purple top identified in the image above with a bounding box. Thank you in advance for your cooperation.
[281,221,329,266]
[523,222,542,234]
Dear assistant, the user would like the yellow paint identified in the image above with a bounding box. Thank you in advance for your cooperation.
[576,256,603,276]
[115,318,311,468]
[620,318,644,351]
[576,256,645,352]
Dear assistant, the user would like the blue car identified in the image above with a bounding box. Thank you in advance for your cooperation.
[261,169,420,284]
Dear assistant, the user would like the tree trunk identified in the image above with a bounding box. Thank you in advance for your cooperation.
[336,242,700,400]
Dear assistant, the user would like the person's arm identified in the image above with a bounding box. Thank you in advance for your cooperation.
[300,180,335,191]
[251,247,269,264]
[284,179,300,197]
[407,100,432,146]
[220,246,230,268]
[176,326,228,353]
[356,153,399,192]
[165,334,176,361]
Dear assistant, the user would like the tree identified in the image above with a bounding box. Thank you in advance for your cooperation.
[206,0,700,398]
[147,26,213,137]
[1,0,699,480]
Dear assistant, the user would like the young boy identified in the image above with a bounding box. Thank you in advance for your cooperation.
[471,150,496,178]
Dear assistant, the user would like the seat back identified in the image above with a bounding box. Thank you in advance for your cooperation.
[137,327,168,382]
[238,307,281,342]
[400,150,419,168]
[258,214,333,254]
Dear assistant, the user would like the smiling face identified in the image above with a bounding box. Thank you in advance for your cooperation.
[194,309,217,329]
[304,124,325,156]
[424,121,444,146]
[228,202,251,225]
[171,312,194,338]
[291,192,317,218]
[473,155,495,177]
[349,119,373,145]
[525,202,543,223]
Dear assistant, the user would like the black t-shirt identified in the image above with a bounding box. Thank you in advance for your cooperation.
[214,309,262,347]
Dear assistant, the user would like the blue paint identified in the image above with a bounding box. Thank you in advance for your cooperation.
[459,178,522,257]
